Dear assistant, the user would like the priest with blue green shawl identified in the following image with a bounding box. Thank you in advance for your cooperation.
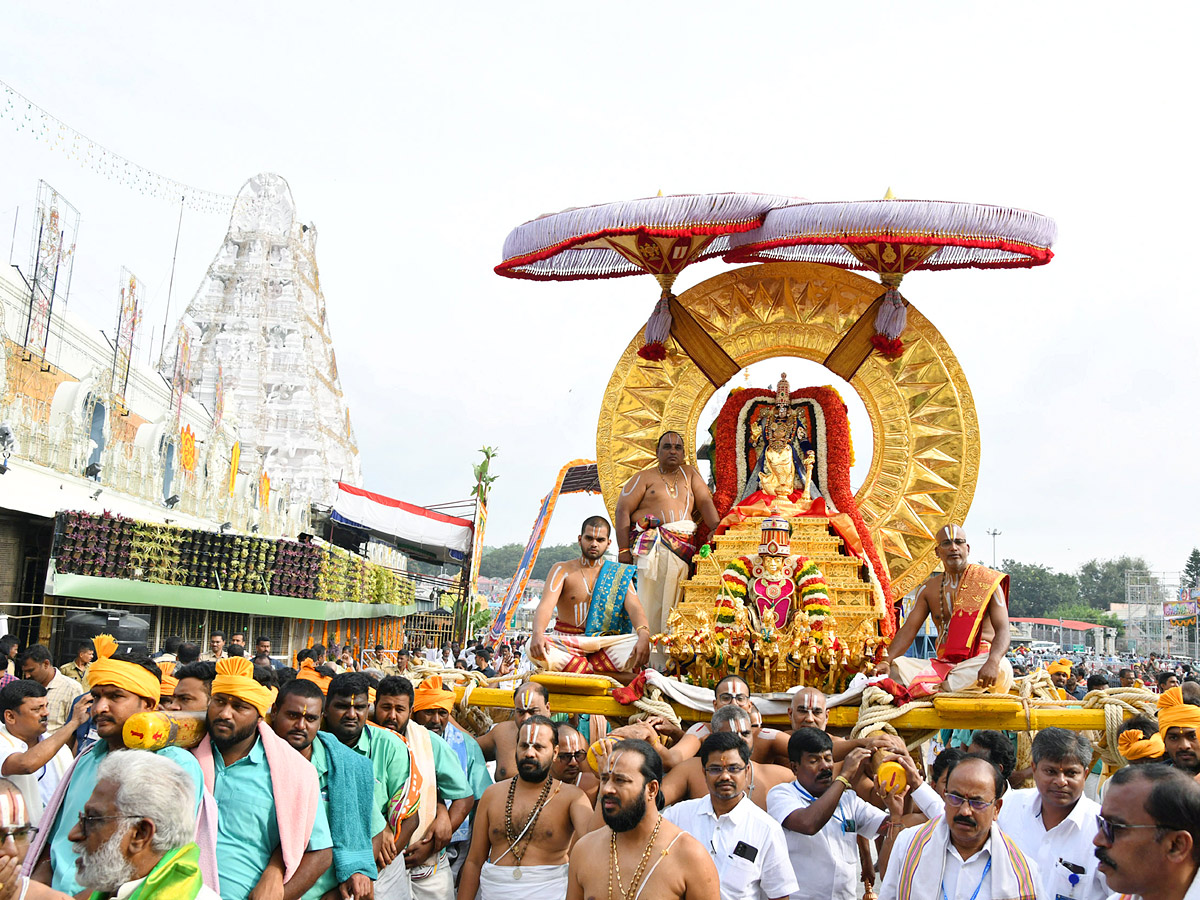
[528,516,651,678]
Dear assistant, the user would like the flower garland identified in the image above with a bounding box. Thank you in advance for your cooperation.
[706,385,895,628]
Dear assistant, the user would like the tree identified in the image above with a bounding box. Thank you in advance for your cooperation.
[1002,559,1079,618]
[1183,548,1200,592]
[472,447,499,504]
[478,542,580,581]
[1077,556,1153,610]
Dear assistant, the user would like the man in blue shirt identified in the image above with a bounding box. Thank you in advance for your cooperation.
[200,656,331,900]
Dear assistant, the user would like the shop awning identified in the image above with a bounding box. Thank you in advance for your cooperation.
[330,482,474,565]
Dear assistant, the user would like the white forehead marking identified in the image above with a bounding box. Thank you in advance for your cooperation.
[562,732,582,752]
[520,723,541,745]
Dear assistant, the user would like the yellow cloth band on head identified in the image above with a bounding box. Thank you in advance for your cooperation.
[413,675,454,713]
[295,659,331,695]
[87,634,162,702]
[211,657,276,717]
[160,674,179,700]
[1157,686,1200,737]
[1118,728,1164,760]
[1047,658,1073,676]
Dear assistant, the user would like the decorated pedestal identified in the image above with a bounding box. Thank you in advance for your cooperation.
[661,511,889,693]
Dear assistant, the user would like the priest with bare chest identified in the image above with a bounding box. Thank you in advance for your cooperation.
[528,516,652,677]
[877,525,1014,698]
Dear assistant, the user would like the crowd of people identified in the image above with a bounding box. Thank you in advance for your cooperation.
[0,626,1192,900]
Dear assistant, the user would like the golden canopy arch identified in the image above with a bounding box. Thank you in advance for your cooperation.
[596,261,981,599]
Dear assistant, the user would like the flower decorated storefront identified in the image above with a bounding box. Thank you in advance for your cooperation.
[46,510,417,659]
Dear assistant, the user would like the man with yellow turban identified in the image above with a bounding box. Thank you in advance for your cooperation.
[1157,686,1200,777]
[1116,715,1165,765]
[193,655,332,900]
[22,635,208,897]
[1047,658,1074,700]
[412,676,492,890]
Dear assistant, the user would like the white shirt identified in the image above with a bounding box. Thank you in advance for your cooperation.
[880,828,1048,900]
[998,787,1107,900]
[767,780,887,900]
[0,724,72,824]
[665,794,798,900]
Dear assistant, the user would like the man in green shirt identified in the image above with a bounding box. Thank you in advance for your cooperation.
[370,675,474,899]
[273,678,383,900]
[325,673,424,899]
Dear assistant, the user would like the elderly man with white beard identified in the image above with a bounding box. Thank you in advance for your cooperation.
[0,751,220,900]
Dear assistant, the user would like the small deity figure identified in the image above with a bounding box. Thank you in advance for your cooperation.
[737,374,818,516]
[718,517,830,632]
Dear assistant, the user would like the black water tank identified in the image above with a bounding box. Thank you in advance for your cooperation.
[60,609,150,665]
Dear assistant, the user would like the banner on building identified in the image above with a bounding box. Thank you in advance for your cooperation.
[23,181,79,360]
[110,268,141,406]
[1164,600,1197,619]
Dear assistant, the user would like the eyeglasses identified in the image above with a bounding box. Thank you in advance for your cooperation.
[717,693,749,704]
[557,751,588,763]
[704,764,748,777]
[945,792,996,812]
[0,825,36,840]
[1095,814,1164,843]
[77,813,140,837]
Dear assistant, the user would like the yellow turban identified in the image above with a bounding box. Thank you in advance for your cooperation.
[159,674,179,700]
[1157,687,1200,737]
[211,657,276,717]
[295,659,331,695]
[1118,728,1165,761]
[1047,659,1073,676]
[413,675,454,713]
[88,635,161,702]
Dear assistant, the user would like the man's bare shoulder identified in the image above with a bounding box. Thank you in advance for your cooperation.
[572,824,612,857]
[758,761,794,783]
[551,779,587,804]
[481,777,513,802]
[656,818,710,864]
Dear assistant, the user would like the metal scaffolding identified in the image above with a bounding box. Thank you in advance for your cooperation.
[1122,570,1195,658]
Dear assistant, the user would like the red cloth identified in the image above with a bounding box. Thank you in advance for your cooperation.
[612,671,649,705]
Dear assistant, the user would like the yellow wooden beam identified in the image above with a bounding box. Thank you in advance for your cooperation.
[453,686,1119,732]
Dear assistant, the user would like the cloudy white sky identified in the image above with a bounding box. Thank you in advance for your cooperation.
[1,3,1196,578]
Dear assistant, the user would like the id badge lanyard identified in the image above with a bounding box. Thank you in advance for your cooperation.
[793,781,854,833]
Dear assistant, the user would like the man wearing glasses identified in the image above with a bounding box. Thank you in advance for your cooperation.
[1093,764,1200,900]
[998,728,1105,900]
[879,755,1045,900]
[876,524,1014,698]
[549,725,598,803]
[665,731,796,900]
[661,706,793,811]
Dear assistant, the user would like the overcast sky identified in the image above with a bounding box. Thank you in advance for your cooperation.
[1,3,1196,581]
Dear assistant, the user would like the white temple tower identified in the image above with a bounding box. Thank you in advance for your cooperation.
[164,173,362,507]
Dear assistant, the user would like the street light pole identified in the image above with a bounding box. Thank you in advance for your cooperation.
[986,528,1002,568]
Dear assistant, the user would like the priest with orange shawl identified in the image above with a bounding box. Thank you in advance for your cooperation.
[880,525,1014,698]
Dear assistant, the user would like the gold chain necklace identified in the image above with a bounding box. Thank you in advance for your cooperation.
[657,465,682,499]
[504,774,554,879]
[609,815,662,900]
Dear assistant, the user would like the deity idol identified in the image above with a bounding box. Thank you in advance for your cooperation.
[742,374,816,511]
[717,517,830,632]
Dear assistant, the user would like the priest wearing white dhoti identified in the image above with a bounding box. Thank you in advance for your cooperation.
[880,755,1046,900]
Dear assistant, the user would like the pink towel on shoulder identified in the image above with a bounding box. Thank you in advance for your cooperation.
[192,720,319,884]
